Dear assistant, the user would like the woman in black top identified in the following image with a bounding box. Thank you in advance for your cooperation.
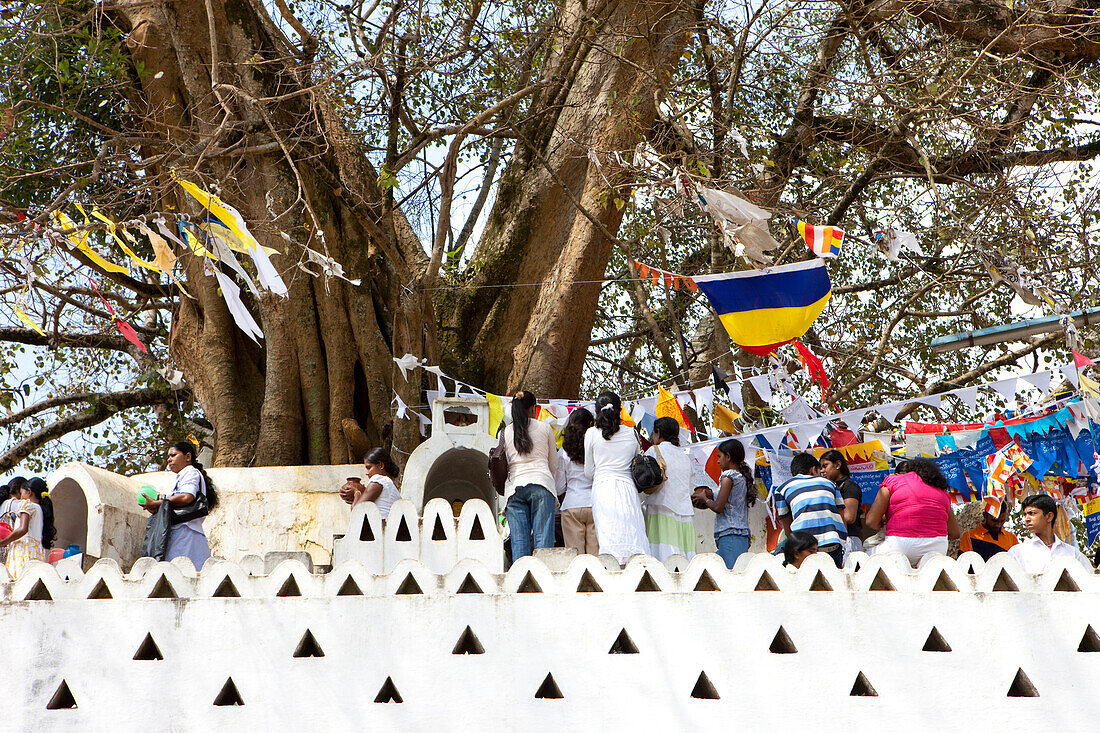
[819,449,863,554]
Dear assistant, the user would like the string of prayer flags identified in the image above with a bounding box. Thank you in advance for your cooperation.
[693,259,832,356]
[632,260,698,293]
[88,278,148,353]
[88,207,160,273]
[798,221,844,258]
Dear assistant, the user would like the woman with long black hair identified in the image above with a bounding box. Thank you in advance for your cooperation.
[584,391,648,565]
[0,477,56,578]
[556,407,597,555]
[140,441,219,567]
[502,391,559,560]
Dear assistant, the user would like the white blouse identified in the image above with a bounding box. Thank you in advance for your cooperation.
[555,448,593,510]
[367,475,402,519]
[504,419,559,499]
[642,443,694,517]
[584,426,639,483]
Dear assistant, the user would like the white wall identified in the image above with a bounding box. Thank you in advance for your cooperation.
[3,551,1096,731]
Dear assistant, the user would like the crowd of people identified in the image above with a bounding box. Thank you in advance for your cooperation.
[4,389,1091,579]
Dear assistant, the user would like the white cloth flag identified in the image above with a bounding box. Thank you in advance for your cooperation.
[876,402,904,425]
[727,383,745,410]
[748,375,773,403]
[953,386,978,410]
[244,241,287,296]
[991,378,1019,403]
[393,353,423,381]
[913,395,943,409]
[1061,362,1080,388]
[1019,371,1052,392]
[694,386,714,418]
[212,270,263,343]
[839,407,870,428]
[209,235,260,297]
[392,392,409,420]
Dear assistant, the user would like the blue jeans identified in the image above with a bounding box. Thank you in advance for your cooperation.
[715,532,750,569]
[506,484,556,560]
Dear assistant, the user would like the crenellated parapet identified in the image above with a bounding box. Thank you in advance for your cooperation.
[3,548,1097,730]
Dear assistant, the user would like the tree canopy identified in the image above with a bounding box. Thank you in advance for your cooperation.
[1,0,1098,473]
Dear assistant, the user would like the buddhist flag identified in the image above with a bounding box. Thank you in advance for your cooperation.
[693,259,832,356]
[798,221,844,258]
[656,386,694,431]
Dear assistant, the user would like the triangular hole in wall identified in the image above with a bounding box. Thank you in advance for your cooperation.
[517,571,543,593]
[850,672,877,697]
[457,573,483,594]
[396,573,423,595]
[469,515,486,540]
[133,633,164,661]
[46,680,77,710]
[965,561,977,575]
[922,627,952,652]
[993,569,1019,592]
[395,516,412,542]
[23,579,52,602]
[754,571,779,591]
[431,515,448,541]
[635,570,661,592]
[87,578,113,599]
[576,569,603,593]
[693,570,719,591]
[852,560,861,573]
[148,575,177,599]
[452,626,485,655]
[212,576,241,598]
[1007,668,1039,697]
[359,516,375,542]
[374,677,403,703]
[932,570,959,591]
[609,629,639,654]
[293,629,325,658]
[1078,625,1100,653]
[213,678,244,706]
[769,626,797,654]
[690,671,719,699]
[809,571,833,591]
[337,575,364,596]
[868,569,896,591]
[534,673,563,699]
[1054,569,1080,592]
[276,575,302,597]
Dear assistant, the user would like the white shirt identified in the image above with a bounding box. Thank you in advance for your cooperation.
[1007,535,1091,573]
[504,419,559,499]
[584,425,639,483]
[366,475,402,519]
[8,500,43,544]
[642,443,694,517]
[170,465,206,533]
[555,448,593,510]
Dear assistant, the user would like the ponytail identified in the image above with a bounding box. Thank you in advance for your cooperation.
[594,391,622,440]
[510,391,537,454]
[171,441,219,509]
[23,477,57,549]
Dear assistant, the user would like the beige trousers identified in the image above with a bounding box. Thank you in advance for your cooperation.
[561,507,599,555]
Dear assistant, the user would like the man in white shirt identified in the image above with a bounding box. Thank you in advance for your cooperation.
[1007,494,1091,573]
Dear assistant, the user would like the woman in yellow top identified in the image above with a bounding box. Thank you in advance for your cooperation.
[0,477,57,578]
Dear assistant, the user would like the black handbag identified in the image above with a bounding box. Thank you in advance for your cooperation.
[631,445,667,493]
[142,500,173,560]
[170,475,210,525]
[488,429,509,496]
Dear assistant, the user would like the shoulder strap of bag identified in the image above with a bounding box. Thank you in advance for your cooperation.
[652,444,668,481]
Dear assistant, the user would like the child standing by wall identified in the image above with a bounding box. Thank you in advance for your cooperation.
[693,439,755,569]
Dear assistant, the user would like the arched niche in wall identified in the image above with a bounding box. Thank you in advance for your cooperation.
[422,448,493,510]
[50,477,89,554]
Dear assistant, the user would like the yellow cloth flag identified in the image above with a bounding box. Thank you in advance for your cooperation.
[53,210,129,274]
[89,208,160,272]
[175,176,279,256]
[656,386,692,430]
[15,306,46,336]
[619,405,636,428]
[712,404,740,434]
[486,393,504,435]
[1079,374,1100,397]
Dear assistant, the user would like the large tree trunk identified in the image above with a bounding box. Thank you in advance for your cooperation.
[116,0,430,466]
[440,0,695,398]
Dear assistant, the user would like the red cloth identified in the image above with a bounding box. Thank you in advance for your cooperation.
[883,472,950,538]
[828,428,859,447]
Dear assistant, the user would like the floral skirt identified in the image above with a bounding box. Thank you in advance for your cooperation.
[6,538,46,579]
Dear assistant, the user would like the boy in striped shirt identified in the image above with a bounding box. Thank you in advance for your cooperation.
[774,453,848,568]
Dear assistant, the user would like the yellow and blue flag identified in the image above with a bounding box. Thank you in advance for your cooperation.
[693,259,831,356]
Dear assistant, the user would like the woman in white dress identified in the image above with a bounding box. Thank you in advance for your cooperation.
[140,441,218,568]
[584,391,648,565]
[642,417,696,562]
[556,408,597,555]
[350,448,403,518]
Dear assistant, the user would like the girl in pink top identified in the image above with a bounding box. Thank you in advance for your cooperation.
[865,458,961,567]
